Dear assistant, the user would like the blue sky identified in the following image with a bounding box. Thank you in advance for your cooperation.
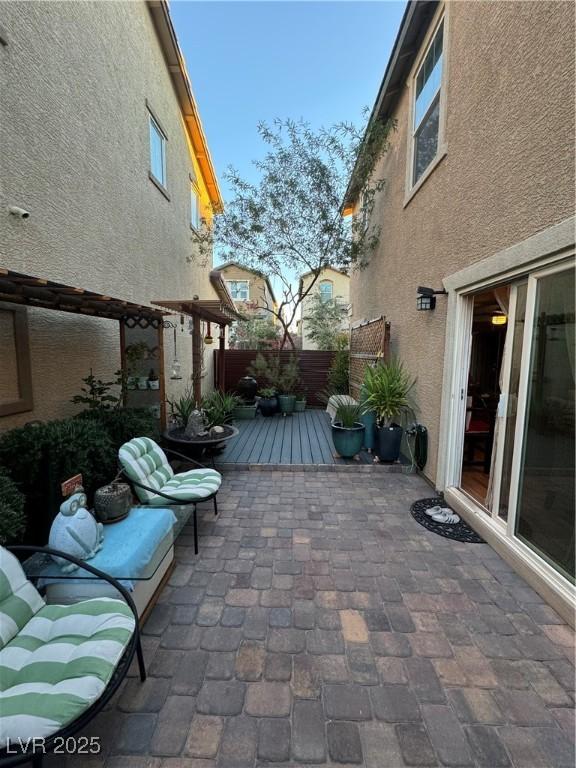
[170,0,406,302]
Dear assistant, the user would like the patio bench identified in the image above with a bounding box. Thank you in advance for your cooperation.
[0,546,145,767]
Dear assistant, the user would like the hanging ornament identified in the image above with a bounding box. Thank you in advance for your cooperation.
[204,321,214,345]
[170,323,182,379]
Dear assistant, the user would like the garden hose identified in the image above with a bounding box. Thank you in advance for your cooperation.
[413,424,428,471]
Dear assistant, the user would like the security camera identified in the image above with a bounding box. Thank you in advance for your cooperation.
[8,206,30,219]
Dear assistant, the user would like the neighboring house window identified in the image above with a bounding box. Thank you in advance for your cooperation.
[412,20,444,184]
[149,112,167,188]
[191,184,201,230]
[227,280,249,301]
[319,281,333,302]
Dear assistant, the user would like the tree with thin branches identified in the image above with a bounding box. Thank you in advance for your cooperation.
[214,116,392,348]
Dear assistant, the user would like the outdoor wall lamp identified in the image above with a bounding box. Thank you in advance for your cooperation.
[416,286,447,311]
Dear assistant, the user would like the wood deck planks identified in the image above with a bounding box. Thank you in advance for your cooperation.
[218,410,376,466]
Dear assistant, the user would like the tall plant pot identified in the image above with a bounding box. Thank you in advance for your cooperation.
[277,395,296,415]
[332,422,365,459]
[360,411,377,451]
[376,424,403,462]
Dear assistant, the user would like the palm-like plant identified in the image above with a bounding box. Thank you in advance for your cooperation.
[333,397,366,428]
[362,359,416,427]
[201,391,242,429]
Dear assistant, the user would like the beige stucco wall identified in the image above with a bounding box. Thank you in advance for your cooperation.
[300,268,350,349]
[0,1,217,431]
[350,0,575,484]
[219,264,275,318]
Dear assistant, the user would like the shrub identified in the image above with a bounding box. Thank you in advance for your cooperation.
[326,335,349,395]
[0,419,116,545]
[0,466,26,545]
[77,407,159,446]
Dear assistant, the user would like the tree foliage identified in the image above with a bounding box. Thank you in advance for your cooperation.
[229,302,281,350]
[215,115,393,348]
[304,291,347,351]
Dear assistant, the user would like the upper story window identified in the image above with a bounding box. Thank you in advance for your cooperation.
[319,281,333,302]
[412,20,444,184]
[149,112,167,189]
[191,184,201,230]
[227,280,249,301]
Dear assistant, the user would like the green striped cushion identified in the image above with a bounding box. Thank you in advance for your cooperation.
[0,550,45,650]
[149,468,222,506]
[0,597,134,746]
[119,437,174,504]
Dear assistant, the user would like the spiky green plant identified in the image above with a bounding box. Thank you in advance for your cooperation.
[362,359,416,427]
[167,386,196,427]
[201,391,242,429]
[333,397,366,429]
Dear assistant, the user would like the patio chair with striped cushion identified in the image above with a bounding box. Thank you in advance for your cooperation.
[0,545,145,767]
[118,437,222,554]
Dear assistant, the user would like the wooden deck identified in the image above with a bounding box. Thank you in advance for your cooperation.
[216,409,375,466]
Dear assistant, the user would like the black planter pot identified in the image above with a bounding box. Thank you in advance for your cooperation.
[259,396,278,417]
[376,424,403,462]
[237,376,258,404]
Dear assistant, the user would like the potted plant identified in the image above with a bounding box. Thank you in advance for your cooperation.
[362,359,416,462]
[277,357,299,415]
[331,397,366,458]
[201,391,241,429]
[147,368,160,390]
[259,387,277,417]
[294,394,306,412]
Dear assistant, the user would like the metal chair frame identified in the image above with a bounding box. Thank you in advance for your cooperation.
[0,545,146,768]
[118,444,219,555]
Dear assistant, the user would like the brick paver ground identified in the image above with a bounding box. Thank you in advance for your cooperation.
[54,470,575,767]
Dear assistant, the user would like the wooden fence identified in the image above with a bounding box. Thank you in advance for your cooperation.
[214,350,334,407]
[349,316,391,399]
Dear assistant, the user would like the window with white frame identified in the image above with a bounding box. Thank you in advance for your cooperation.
[412,20,444,184]
[149,113,167,188]
[227,280,249,301]
[190,184,201,230]
[319,280,333,302]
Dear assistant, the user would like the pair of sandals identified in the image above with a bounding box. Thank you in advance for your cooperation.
[425,505,460,525]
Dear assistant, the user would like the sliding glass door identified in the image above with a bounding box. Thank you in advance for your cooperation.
[513,266,575,580]
[454,259,575,585]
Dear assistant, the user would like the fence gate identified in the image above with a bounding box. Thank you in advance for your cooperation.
[349,316,391,399]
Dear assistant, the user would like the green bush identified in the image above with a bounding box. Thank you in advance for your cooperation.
[76,407,159,446]
[0,419,116,545]
[0,466,26,546]
[326,336,349,395]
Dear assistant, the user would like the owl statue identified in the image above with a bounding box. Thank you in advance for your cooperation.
[48,488,104,572]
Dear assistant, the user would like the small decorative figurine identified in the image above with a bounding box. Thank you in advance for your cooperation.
[48,487,104,572]
[184,410,207,438]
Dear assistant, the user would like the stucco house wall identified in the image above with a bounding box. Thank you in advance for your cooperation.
[349,0,575,484]
[0,1,217,431]
[300,268,350,350]
[218,263,275,320]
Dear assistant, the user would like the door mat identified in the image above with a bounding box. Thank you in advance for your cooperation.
[410,497,485,543]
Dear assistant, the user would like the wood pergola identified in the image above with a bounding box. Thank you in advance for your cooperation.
[0,268,164,326]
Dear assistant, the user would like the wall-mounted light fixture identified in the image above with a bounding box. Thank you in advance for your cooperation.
[491,313,507,326]
[416,286,447,311]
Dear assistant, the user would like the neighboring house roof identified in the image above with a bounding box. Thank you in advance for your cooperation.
[342,0,438,212]
[147,1,223,213]
[216,260,277,305]
[298,266,349,297]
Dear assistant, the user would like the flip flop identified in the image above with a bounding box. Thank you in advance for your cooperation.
[431,509,461,525]
[425,505,450,517]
